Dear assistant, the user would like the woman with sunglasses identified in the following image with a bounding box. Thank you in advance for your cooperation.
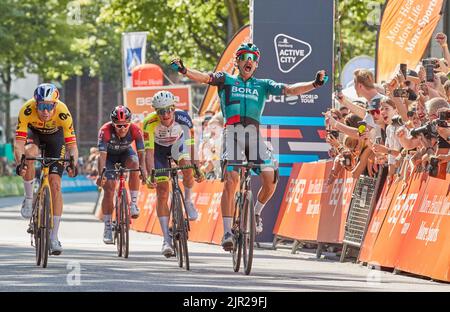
[96,105,147,245]
[170,43,327,251]
[14,83,79,255]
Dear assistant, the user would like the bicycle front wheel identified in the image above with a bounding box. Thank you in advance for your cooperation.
[121,188,130,258]
[232,193,243,272]
[173,190,189,269]
[33,194,42,266]
[40,186,51,268]
[242,191,255,275]
[115,194,122,257]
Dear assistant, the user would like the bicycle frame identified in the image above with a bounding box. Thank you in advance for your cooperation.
[36,166,53,229]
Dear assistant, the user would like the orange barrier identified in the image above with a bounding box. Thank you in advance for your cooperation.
[364,172,428,268]
[127,180,225,244]
[188,181,223,243]
[274,160,355,243]
[317,169,355,243]
[359,178,399,262]
[273,161,350,242]
[394,175,450,282]
[358,171,450,282]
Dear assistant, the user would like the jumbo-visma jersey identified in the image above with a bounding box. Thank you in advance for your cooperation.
[15,99,76,145]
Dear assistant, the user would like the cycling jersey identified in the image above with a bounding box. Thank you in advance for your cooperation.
[15,99,76,144]
[208,72,285,126]
[142,109,193,149]
[98,122,145,155]
[142,110,194,183]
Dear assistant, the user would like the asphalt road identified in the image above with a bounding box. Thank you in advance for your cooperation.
[0,192,449,292]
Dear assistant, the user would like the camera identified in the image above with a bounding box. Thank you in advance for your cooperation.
[428,157,440,177]
[410,121,439,139]
[439,111,450,121]
[393,88,409,98]
[391,115,404,127]
[423,58,439,68]
[327,130,339,139]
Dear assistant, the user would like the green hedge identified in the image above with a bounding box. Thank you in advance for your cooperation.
[0,176,24,197]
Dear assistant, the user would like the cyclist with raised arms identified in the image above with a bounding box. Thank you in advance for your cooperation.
[171,43,327,250]
[142,91,204,258]
[97,106,147,244]
[14,83,79,255]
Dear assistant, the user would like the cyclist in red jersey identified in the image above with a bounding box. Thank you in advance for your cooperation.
[97,106,147,244]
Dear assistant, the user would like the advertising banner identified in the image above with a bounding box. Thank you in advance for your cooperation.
[122,32,148,88]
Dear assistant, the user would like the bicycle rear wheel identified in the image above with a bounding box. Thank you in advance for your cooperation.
[121,188,130,258]
[242,191,255,275]
[115,194,122,257]
[232,193,243,272]
[41,186,51,268]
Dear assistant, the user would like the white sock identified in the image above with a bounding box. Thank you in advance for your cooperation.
[184,187,192,202]
[130,191,138,204]
[24,180,34,200]
[51,216,61,241]
[254,200,265,216]
[159,216,171,243]
[104,214,112,225]
[223,217,233,234]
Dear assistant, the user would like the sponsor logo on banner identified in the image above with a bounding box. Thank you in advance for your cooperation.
[274,34,312,73]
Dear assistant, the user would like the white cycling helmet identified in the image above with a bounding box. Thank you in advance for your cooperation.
[152,90,176,109]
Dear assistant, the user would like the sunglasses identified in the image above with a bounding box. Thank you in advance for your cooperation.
[156,106,175,116]
[37,102,56,111]
[369,109,381,115]
[114,123,130,129]
[238,53,259,62]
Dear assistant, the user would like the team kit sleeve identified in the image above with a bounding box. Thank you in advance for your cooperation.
[263,79,286,96]
[131,124,145,152]
[143,114,158,150]
[208,71,227,87]
[15,104,31,141]
[57,103,77,145]
[97,124,109,152]
[175,110,195,147]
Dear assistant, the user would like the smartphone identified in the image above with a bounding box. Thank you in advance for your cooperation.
[393,88,409,98]
[400,63,407,79]
[327,130,339,139]
[375,136,382,144]
[425,64,434,82]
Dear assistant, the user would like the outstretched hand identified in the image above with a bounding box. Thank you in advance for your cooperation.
[170,58,187,74]
[313,70,328,88]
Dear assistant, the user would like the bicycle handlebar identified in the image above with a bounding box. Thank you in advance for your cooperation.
[150,164,200,184]
[99,166,144,182]
[21,154,74,168]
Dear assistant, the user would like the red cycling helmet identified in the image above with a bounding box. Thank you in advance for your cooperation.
[110,105,132,123]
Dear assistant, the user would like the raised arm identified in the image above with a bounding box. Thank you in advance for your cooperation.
[171,58,210,84]
[284,70,327,96]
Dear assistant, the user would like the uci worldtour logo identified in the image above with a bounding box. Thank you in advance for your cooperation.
[274,34,312,73]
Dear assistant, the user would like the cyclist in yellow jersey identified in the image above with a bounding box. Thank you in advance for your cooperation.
[142,90,204,257]
[14,83,79,255]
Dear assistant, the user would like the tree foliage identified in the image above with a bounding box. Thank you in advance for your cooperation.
[337,0,385,68]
